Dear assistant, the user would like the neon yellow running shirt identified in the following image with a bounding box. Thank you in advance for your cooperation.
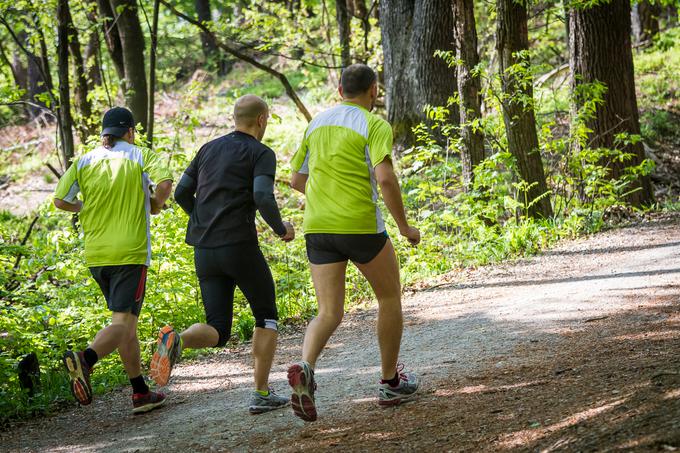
[291,102,393,234]
[54,141,172,267]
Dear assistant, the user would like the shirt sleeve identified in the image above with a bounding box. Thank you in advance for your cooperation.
[54,161,80,203]
[142,147,173,184]
[290,128,310,174]
[367,119,393,167]
[253,147,277,178]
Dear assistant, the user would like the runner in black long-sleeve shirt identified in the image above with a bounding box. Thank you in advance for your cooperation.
[150,95,295,414]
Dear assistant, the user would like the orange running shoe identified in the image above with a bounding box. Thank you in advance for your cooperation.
[150,325,181,387]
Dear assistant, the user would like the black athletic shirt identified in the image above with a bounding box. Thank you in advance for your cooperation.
[180,131,278,248]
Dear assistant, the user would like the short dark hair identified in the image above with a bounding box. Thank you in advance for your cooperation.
[340,64,377,98]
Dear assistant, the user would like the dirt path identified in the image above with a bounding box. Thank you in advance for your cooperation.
[2,214,680,452]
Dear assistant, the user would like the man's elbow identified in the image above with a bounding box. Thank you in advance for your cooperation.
[54,198,69,211]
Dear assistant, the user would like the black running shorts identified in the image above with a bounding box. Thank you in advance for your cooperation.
[193,243,278,346]
[89,265,147,316]
[305,232,389,265]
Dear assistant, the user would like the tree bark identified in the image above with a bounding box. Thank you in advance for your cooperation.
[148,0,159,147]
[194,0,230,75]
[570,0,654,206]
[96,0,126,82]
[110,0,148,132]
[58,0,76,167]
[336,0,352,67]
[84,6,103,88]
[636,0,660,43]
[63,0,94,140]
[452,0,484,190]
[380,0,459,152]
[496,0,553,218]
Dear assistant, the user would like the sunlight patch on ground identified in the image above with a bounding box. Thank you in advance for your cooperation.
[611,329,680,341]
[496,397,627,449]
[663,388,680,400]
[446,380,548,396]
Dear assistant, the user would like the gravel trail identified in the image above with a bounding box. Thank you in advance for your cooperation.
[2,213,679,452]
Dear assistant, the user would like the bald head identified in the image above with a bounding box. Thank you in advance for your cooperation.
[234,95,269,128]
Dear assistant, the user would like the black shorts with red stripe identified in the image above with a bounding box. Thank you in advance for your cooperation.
[89,265,147,316]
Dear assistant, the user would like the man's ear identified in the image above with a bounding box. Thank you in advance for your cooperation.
[338,84,344,98]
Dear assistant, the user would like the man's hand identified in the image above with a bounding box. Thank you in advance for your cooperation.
[280,221,295,242]
[400,225,421,246]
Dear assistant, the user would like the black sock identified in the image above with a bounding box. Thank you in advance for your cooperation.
[130,375,149,395]
[381,372,400,387]
[83,348,98,368]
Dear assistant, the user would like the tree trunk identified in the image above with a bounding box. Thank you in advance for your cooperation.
[452,0,484,190]
[63,0,94,140]
[496,0,553,218]
[380,0,459,152]
[57,0,76,167]
[148,0,159,147]
[0,41,23,91]
[96,0,126,82]
[194,0,230,75]
[84,7,103,88]
[336,0,352,67]
[637,0,660,43]
[666,5,678,27]
[570,0,654,206]
[110,0,149,132]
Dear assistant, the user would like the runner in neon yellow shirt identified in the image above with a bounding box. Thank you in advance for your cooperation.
[54,107,172,414]
[287,64,422,422]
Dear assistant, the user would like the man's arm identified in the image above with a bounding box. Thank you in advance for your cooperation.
[54,198,82,212]
[174,173,196,215]
[374,158,420,245]
[151,180,172,215]
[290,171,308,194]
[254,175,294,241]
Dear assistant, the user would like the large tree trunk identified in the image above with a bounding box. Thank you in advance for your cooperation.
[636,0,660,43]
[380,0,459,152]
[96,0,126,82]
[194,0,230,75]
[57,0,76,167]
[336,0,352,67]
[110,0,148,132]
[452,0,484,190]
[570,0,654,206]
[496,0,553,218]
[63,0,94,141]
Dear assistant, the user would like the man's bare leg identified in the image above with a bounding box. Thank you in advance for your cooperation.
[180,323,219,349]
[252,327,277,391]
[301,261,348,369]
[355,239,403,380]
[117,314,142,378]
[90,312,137,359]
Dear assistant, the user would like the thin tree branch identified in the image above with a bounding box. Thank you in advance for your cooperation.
[159,0,312,122]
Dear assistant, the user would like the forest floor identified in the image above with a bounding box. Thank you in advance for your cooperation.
[1,213,679,452]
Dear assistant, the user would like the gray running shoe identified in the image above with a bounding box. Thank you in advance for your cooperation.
[248,388,289,414]
[288,361,317,421]
[378,364,419,407]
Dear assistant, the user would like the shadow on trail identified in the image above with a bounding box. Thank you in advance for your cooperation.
[262,295,680,452]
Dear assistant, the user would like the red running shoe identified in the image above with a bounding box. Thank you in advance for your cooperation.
[132,390,167,414]
[288,361,317,422]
